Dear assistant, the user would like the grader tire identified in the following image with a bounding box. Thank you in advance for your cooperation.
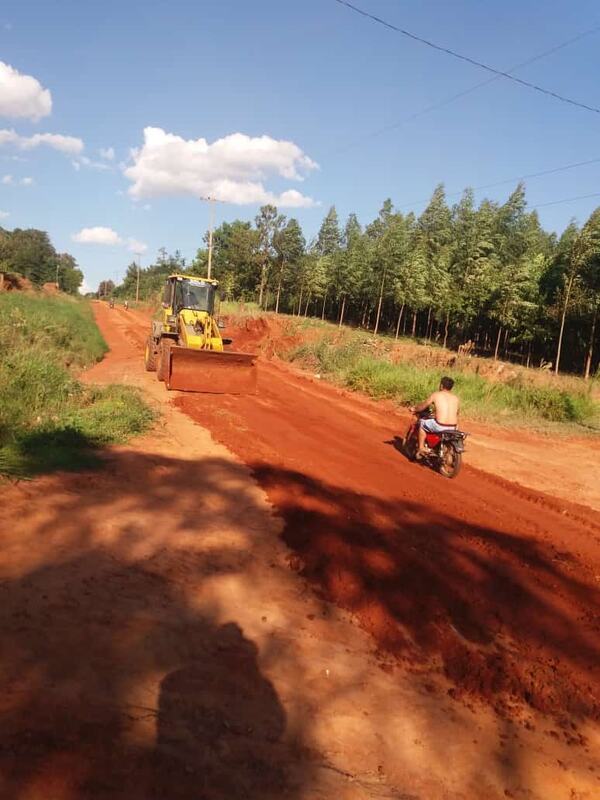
[157,338,174,382]
[144,338,157,372]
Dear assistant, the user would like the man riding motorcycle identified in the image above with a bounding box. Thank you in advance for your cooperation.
[410,376,460,459]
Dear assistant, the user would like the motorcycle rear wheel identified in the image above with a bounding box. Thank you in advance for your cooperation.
[439,444,461,478]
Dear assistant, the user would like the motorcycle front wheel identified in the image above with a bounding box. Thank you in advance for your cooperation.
[404,430,418,462]
[439,444,462,478]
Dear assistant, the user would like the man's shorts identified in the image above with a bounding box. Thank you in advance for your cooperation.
[420,418,457,434]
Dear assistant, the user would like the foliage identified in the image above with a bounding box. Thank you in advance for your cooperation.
[0,293,153,477]
[101,187,600,377]
[0,226,83,292]
[284,329,599,428]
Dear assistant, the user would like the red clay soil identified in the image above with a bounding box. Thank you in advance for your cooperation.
[174,317,600,732]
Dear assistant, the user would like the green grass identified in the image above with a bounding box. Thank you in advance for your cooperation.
[220,300,262,318]
[0,293,154,477]
[285,332,600,429]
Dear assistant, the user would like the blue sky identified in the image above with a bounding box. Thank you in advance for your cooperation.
[1,0,599,292]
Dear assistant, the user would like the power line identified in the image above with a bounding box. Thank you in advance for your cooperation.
[333,0,600,115]
[532,191,600,209]
[333,22,600,155]
[400,155,600,209]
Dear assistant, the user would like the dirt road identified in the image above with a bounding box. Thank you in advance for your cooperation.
[0,303,598,800]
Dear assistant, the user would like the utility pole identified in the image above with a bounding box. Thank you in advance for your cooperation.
[135,253,142,303]
[55,261,60,288]
[203,195,217,279]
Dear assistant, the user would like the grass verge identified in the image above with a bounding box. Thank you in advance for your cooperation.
[284,330,600,430]
[0,293,154,477]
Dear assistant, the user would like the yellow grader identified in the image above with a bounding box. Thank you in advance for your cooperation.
[144,274,257,394]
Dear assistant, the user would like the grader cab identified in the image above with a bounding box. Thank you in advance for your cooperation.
[144,274,257,394]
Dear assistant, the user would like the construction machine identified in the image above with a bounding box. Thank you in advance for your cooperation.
[144,274,257,394]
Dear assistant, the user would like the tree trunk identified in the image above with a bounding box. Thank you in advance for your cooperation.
[304,293,311,317]
[502,327,509,357]
[297,284,304,317]
[395,304,405,340]
[584,303,598,380]
[494,326,502,361]
[411,311,417,337]
[526,341,532,369]
[373,269,387,336]
[275,264,284,314]
[443,310,450,349]
[321,291,327,320]
[555,275,575,375]
[425,306,433,342]
[339,295,347,328]
[258,262,267,308]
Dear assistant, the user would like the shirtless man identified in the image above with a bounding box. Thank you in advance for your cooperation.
[410,376,460,458]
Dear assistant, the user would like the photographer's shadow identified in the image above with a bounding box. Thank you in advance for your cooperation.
[153,622,293,799]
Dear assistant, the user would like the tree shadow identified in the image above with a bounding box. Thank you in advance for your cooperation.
[251,462,600,725]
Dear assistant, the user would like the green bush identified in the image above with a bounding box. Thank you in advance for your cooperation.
[0,293,153,477]
[284,331,599,429]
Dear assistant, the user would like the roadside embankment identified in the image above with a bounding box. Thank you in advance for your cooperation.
[0,292,154,476]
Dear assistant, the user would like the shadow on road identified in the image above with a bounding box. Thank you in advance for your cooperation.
[251,461,600,726]
[0,450,598,797]
[0,454,314,799]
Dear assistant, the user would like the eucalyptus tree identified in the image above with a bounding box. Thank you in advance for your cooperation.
[255,205,285,307]
[577,208,600,378]
[314,206,342,316]
[272,218,305,313]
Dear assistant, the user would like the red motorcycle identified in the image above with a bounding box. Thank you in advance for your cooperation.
[404,411,467,479]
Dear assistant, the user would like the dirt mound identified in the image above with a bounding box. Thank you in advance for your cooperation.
[0,271,33,292]
[225,314,304,357]
[41,281,59,294]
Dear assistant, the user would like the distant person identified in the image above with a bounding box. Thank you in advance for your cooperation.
[410,376,460,458]
[124,300,129,311]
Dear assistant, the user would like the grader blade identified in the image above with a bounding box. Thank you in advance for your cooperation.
[166,346,258,395]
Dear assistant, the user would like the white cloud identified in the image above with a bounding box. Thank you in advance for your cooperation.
[127,238,148,254]
[99,147,115,161]
[72,226,123,246]
[124,127,318,207]
[0,128,84,155]
[1,173,33,186]
[73,154,111,171]
[0,61,51,121]
[0,209,9,218]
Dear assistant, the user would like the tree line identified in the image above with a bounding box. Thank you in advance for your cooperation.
[107,183,600,378]
[0,227,83,294]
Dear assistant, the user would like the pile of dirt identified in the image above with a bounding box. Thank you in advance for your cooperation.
[225,315,305,358]
[41,281,59,294]
[0,271,33,292]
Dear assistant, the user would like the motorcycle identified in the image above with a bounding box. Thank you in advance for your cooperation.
[404,410,467,479]
[109,299,114,309]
